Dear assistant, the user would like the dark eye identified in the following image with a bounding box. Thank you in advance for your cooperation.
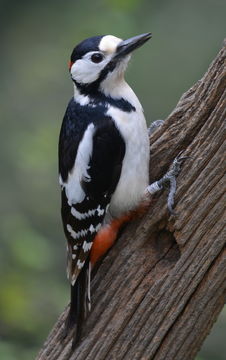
[91,53,104,63]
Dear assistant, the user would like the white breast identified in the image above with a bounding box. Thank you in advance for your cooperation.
[106,85,150,217]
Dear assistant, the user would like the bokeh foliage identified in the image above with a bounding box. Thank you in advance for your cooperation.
[0,0,225,358]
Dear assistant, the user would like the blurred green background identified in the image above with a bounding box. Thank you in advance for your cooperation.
[0,0,225,359]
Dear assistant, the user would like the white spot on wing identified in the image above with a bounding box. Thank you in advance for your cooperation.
[67,224,88,239]
[97,205,105,216]
[83,241,92,252]
[77,259,85,269]
[67,223,102,240]
[89,224,96,234]
[89,223,101,234]
[71,207,96,220]
[71,207,85,220]
[66,224,76,238]
[71,205,105,220]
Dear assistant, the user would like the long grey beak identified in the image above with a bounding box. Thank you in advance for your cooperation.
[116,33,152,58]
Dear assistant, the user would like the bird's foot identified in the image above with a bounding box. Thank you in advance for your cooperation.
[147,152,188,215]
[148,119,164,136]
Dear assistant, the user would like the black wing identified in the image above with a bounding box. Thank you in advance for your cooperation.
[59,99,125,283]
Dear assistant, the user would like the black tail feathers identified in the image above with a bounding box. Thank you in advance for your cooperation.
[63,260,89,349]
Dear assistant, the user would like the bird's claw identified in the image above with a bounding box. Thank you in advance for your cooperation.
[148,119,164,136]
[147,152,189,215]
[165,153,188,180]
[162,152,189,214]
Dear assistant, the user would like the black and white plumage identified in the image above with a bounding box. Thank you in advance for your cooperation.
[58,33,152,346]
[59,99,126,283]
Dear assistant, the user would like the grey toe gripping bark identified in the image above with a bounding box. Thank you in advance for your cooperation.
[148,119,165,136]
[147,153,188,214]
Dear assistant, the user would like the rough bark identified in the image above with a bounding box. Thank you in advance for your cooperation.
[37,41,226,360]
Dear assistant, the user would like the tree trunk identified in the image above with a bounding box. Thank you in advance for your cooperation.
[37,41,226,360]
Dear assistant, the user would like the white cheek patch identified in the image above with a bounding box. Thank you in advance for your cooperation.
[99,35,122,54]
[71,60,100,84]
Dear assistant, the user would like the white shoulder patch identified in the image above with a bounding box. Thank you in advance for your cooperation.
[64,123,95,205]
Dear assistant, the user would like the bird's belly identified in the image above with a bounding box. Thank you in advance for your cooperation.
[108,108,150,217]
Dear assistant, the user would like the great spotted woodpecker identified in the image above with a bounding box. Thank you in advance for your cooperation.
[58,33,184,348]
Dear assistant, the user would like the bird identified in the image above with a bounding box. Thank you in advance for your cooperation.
[58,32,184,348]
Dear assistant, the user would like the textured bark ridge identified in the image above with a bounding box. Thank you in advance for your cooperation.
[37,41,226,360]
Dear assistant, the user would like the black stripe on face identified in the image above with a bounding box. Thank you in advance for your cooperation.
[72,57,117,95]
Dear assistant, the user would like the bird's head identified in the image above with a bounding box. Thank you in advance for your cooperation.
[69,33,152,96]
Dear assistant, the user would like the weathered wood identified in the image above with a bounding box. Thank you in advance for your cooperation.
[37,40,226,360]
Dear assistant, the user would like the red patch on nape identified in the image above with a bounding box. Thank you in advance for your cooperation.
[68,61,73,70]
